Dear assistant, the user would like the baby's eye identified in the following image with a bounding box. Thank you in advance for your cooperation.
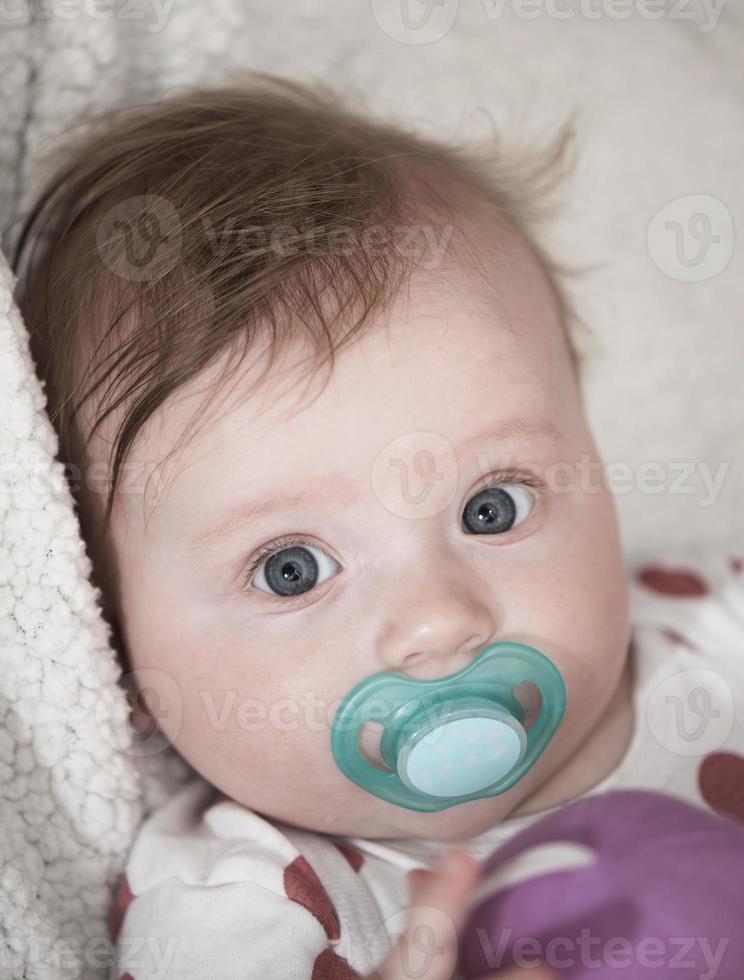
[251,542,341,599]
[461,482,535,535]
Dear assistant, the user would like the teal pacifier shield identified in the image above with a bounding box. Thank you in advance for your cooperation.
[401,716,525,797]
[331,640,567,813]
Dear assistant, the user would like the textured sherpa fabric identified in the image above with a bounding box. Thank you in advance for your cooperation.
[0,251,194,980]
[1,2,743,979]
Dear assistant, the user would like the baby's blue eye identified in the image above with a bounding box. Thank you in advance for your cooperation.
[461,484,534,535]
[248,481,536,603]
[252,544,340,599]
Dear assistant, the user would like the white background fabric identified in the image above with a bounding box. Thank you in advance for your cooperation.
[0,2,742,977]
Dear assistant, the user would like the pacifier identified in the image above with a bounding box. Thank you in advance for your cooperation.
[330,642,567,812]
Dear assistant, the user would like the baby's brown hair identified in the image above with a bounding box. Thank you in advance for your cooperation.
[12,71,583,586]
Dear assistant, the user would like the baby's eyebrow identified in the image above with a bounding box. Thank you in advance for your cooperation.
[184,415,561,555]
[455,417,561,455]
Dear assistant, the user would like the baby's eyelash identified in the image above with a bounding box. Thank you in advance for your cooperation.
[475,468,545,493]
[240,468,545,600]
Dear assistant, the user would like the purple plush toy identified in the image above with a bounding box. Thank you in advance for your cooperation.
[458,789,744,979]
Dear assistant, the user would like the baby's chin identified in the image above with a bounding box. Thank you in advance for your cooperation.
[266,774,546,842]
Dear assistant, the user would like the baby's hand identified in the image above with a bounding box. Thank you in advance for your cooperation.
[365,848,556,980]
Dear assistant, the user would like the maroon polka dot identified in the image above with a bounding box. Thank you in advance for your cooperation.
[333,843,365,872]
[661,628,698,650]
[729,556,743,575]
[312,947,361,979]
[698,751,744,826]
[637,565,708,597]
[284,856,340,941]
[108,873,134,943]
[119,974,134,980]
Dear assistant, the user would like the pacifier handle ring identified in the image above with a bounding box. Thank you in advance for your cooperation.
[503,648,567,756]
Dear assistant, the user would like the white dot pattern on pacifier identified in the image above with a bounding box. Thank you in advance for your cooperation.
[403,716,524,797]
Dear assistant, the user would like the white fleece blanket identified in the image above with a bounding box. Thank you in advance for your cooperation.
[1,2,742,978]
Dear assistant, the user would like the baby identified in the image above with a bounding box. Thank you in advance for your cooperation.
[13,73,744,980]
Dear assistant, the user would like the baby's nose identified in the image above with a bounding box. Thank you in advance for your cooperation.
[372,555,498,678]
[391,632,492,682]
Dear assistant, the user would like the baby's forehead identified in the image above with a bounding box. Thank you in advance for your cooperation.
[110,261,573,538]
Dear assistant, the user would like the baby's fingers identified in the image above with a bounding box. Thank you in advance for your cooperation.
[373,848,481,980]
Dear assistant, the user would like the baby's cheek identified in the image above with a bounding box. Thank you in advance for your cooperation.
[525,489,629,727]
[556,484,628,644]
[210,712,348,817]
[187,662,341,799]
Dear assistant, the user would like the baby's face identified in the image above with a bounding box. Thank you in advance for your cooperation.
[100,213,630,840]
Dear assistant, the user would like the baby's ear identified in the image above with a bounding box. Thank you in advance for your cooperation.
[107,613,159,735]
[127,680,159,736]
[119,662,161,736]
